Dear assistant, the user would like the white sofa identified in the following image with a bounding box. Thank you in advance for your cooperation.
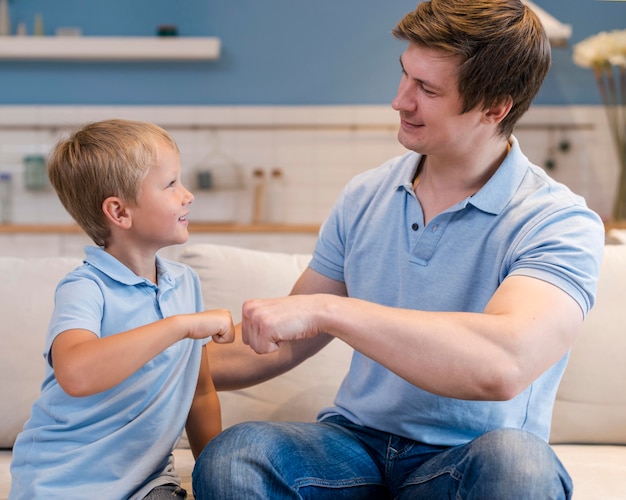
[1,242,625,499]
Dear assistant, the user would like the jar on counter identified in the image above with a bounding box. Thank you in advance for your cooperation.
[23,155,48,190]
[0,172,13,224]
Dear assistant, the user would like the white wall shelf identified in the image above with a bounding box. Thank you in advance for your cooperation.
[0,36,221,61]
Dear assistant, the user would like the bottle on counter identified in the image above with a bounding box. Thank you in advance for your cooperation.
[33,12,44,36]
[266,167,285,224]
[0,0,10,36]
[0,173,13,224]
[251,168,266,224]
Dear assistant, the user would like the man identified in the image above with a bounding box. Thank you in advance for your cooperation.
[195,1,604,498]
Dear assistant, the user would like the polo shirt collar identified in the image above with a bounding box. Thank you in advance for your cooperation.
[396,135,528,216]
[82,246,182,289]
[468,136,528,215]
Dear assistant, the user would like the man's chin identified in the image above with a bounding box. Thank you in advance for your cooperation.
[397,132,422,153]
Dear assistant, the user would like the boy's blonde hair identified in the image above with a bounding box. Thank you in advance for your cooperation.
[47,119,179,247]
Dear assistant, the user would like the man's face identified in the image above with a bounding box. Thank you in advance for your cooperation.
[391,43,485,157]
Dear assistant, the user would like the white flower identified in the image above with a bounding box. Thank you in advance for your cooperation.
[573,29,626,68]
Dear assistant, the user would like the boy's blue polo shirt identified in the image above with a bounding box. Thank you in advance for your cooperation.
[312,137,604,446]
[10,246,207,500]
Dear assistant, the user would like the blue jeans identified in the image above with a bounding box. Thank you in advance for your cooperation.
[192,415,572,499]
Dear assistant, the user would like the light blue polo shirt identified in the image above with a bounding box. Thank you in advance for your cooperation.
[313,137,604,445]
[10,246,207,500]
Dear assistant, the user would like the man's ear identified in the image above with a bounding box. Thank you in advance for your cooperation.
[483,96,513,125]
[102,196,132,229]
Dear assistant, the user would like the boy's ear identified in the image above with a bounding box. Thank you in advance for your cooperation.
[102,196,132,228]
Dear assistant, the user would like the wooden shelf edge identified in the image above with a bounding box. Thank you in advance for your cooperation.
[0,223,320,235]
[0,36,221,61]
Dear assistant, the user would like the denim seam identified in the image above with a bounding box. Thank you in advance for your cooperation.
[401,465,461,487]
[294,475,384,489]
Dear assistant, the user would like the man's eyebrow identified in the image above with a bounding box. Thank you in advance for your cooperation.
[398,55,441,92]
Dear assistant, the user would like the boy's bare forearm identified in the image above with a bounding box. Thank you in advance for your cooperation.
[186,391,222,459]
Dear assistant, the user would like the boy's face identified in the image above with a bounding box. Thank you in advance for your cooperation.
[129,141,194,251]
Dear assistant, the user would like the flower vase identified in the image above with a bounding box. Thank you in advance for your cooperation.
[574,31,626,222]
[611,138,626,220]
[592,63,626,221]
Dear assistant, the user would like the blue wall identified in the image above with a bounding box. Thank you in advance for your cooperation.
[1,0,624,106]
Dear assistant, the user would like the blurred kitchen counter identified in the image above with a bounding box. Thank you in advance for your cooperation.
[0,223,321,258]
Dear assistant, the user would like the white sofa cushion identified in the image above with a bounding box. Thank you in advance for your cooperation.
[178,244,354,429]
[0,257,82,448]
[1,244,626,500]
[550,244,626,444]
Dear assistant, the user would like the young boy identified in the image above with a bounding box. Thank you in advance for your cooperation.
[9,119,234,500]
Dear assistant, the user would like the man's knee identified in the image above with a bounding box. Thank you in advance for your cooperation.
[192,422,288,499]
[463,428,572,498]
[195,421,281,472]
[472,428,554,474]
